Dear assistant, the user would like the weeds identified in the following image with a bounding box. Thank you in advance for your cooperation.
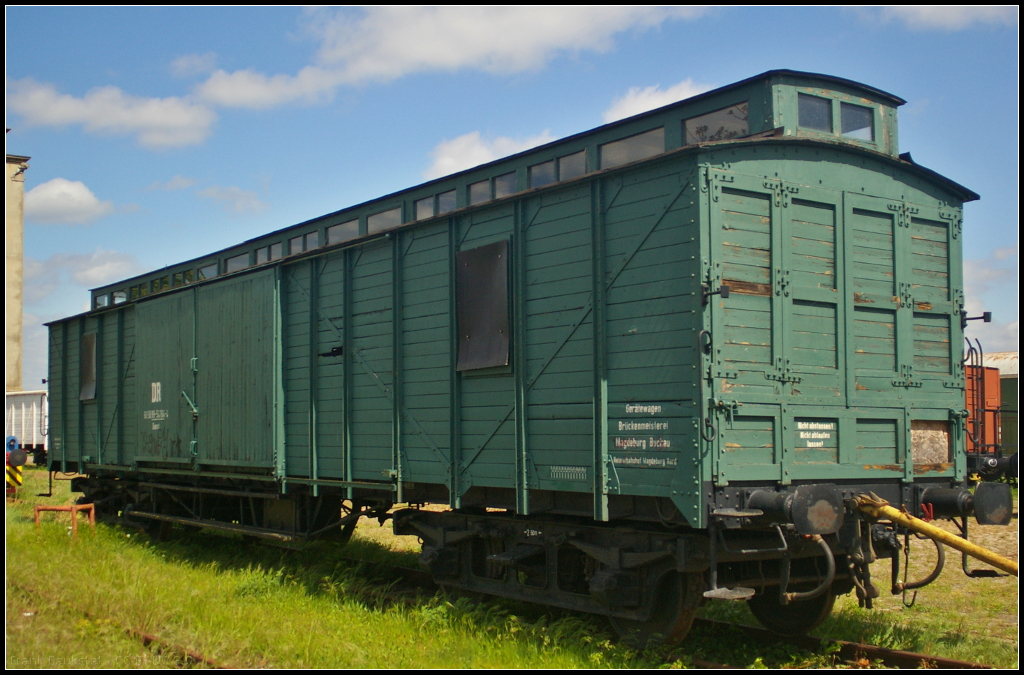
[5,467,1019,668]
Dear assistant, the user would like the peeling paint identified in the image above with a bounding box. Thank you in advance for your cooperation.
[913,462,953,474]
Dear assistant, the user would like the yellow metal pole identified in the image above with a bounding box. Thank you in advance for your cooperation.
[856,494,1017,577]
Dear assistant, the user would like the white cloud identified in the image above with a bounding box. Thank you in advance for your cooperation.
[171,52,218,77]
[965,319,1019,353]
[993,244,1018,262]
[964,252,1017,311]
[24,250,144,303]
[7,78,217,149]
[198,185,269,214]
[146,175,196,191]
[196,65,346,109]
[21,311,50,389]
[50,250,145,288]
[19,251,142,386]
[863,7,1018,31]
[963,244,1019,352]
[24,178,115,225]
[197,7,709,109]
[603,78,713,123]
[22,258,58,304]
[424,130,557,180]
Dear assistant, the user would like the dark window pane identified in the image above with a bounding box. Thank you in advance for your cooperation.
[415,196,434,220]
[305,231,319,250]
[600,127,665,169]
[173,272,183,286]
[841,102,874,141]
[456,240,510,371]
[529,160,555,188]
[130,287,140,300]
[798,94,831,132]
[685,102,749,144]
[290,236,303,254]
[269,243,283,260]
[558,151,586,181]
[437,190,457,214]
[368,207,402,233]
[256,247,269,264]
[79,333,97,401]
[226,253,249,273]
[327,220,358,244]
[198,263,218,280]
[469,180,490,205]
[494,172,516,199]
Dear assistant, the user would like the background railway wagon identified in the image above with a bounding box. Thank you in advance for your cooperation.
[46,70,979,524]
[5,389,48,464]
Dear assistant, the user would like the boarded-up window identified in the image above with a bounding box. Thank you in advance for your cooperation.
[911,420,950,465]
[456,240,510,371]
[80,333,97,401]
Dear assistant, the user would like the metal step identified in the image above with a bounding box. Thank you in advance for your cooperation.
[712,508,763,518]
[703,586,755,600]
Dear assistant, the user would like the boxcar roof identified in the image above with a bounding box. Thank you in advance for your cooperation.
[81,69,971,314]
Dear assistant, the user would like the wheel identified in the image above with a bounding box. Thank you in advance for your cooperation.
[746,587,836,637]
[609,572,703,649]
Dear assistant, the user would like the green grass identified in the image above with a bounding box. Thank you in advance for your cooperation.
[6,468,1019,668]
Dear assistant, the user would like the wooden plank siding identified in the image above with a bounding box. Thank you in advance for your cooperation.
[46,134,970,523]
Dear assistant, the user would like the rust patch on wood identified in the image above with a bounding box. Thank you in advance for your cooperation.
[723,279,771,296]
[864,464,903,472]
[914,462,953,474]
[853,292,874,304]
[916,302,933,311]
[856,383,868,390]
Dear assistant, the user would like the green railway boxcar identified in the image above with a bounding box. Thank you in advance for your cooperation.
[50,70,1013,646]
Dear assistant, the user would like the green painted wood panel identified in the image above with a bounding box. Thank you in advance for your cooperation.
[195,271,277,469]
[49,123,973,517]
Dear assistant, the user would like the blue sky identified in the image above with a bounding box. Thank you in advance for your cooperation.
[6,7,1019,386]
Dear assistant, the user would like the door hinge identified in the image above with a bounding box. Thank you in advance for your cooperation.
[766,357,801,384]
[762,178,799,207]
[892,364,922,388]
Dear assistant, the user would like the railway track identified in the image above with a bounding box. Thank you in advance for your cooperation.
[5,535,994,669]
[335,555,993,669]
[9,582,228,669]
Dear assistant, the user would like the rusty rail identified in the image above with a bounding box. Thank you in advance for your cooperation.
[9,582,228,668]
[333,555,994,669]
